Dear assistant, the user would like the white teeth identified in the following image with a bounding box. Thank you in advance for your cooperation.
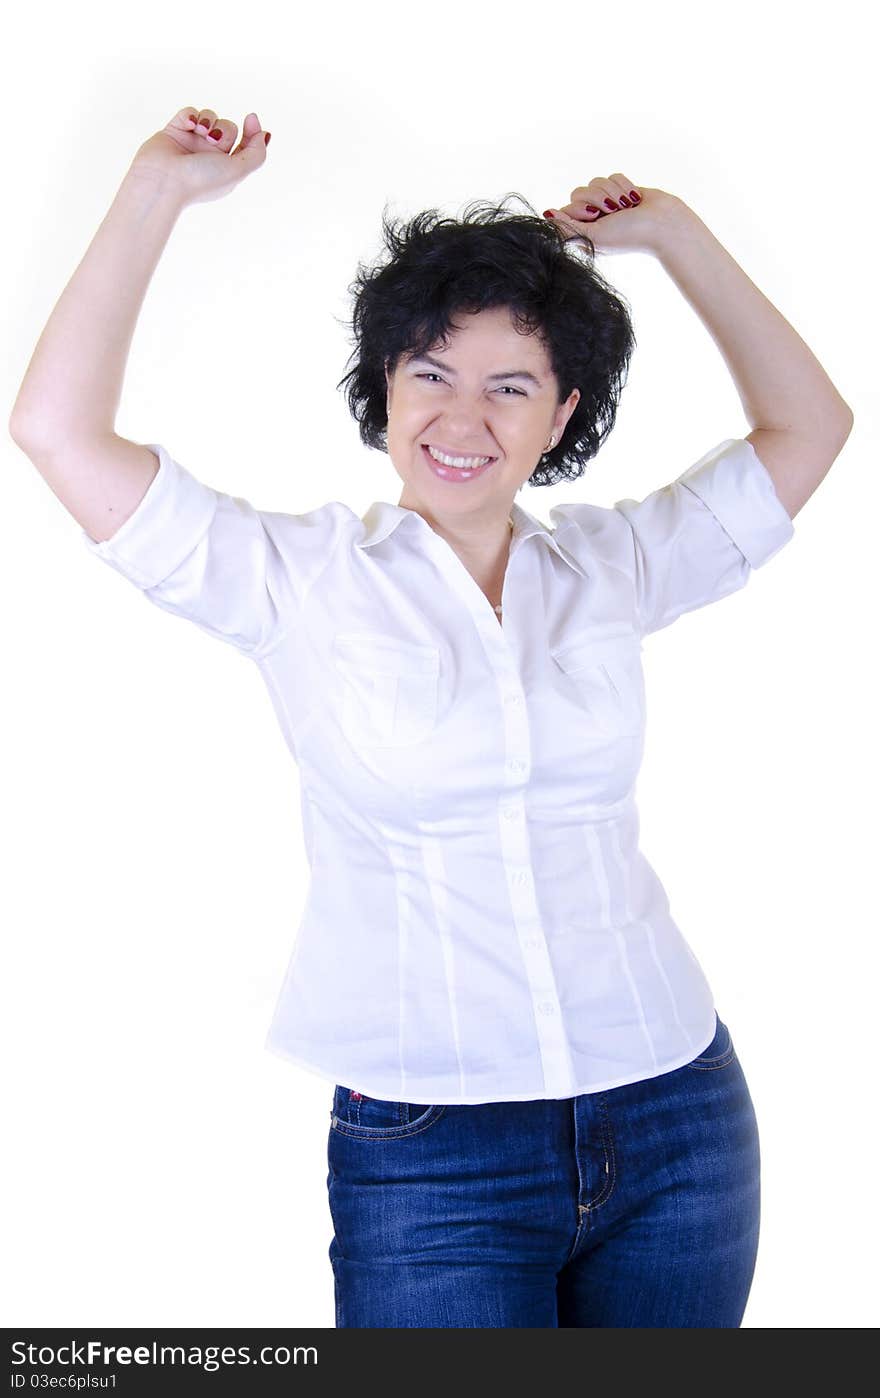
[426,445,493,469]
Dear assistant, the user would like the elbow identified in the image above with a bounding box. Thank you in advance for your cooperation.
[8,407,25,442]
[816,404,854,448]
[8,406,41,449]
[834,408,855,453]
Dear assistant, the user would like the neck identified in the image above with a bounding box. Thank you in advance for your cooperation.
[398,496,515,559]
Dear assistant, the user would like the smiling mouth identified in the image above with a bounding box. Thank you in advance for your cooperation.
[422,443,497,468]
[420,444,499,481]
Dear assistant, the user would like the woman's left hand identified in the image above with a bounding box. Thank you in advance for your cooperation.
[544,176,694,255]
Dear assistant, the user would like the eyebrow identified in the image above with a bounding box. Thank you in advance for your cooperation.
[407,352,543,387]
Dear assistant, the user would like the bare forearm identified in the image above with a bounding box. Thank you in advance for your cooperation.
[9,167,187,445]
[653,204,853,435]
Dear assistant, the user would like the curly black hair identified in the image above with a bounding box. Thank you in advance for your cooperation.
[335,192,636,487]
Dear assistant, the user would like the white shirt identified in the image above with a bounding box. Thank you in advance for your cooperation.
[82,436,794,1104]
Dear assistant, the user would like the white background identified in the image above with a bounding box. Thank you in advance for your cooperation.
[2,0,875,1329]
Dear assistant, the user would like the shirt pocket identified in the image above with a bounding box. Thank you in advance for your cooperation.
[549,623,644,737]
[331,631,441,749]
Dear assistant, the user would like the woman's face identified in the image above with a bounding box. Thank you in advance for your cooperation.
[384,305,580,527]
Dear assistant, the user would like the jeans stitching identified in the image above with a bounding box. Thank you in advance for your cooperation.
[340,1088,428,1129]
[330,1105,448,1140]
[686,1046,737,1070]
[586,1094,617,1209]
[686,1021,736,1070]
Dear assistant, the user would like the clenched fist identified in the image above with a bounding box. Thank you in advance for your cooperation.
[129,106,271,206]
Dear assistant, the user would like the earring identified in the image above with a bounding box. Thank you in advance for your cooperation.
[544,434,557,456]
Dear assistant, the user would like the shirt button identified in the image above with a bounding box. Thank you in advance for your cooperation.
[512,870,529,886]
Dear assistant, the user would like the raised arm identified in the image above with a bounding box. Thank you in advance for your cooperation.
[8,105,270,543]
[544,179,853,522]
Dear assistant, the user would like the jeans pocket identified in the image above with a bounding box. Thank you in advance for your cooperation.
[330,1084,447,1138]
[685,1013,737,1070]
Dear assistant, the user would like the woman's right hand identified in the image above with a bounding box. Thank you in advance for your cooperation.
[129,106,270,206]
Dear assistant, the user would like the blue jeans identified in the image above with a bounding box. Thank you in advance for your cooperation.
[327,1012,760,1327]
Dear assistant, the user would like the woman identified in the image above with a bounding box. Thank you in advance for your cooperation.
[9,106,853,1328]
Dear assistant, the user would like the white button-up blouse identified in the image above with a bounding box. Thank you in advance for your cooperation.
[81,436,794,1104]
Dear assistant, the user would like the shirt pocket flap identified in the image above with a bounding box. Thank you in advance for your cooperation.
[332,631,441,679]
[550,623,642,674]
[331,631,441,747]
[550,624,643,736]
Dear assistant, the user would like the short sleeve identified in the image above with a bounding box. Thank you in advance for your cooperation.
[80,443,350,659]
[608,437,794,637]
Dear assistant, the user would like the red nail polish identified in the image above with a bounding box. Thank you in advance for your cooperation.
[604,198,618,210]
[585,204,601,213]
[209,129,222,140]
[619,196,631,207]
[543,209,555,218]
[629,191,641,203]
[264,131,271,145]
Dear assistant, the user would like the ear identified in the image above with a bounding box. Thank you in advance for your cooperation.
[558,386,580,434]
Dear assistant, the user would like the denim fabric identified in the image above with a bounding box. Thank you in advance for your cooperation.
[327,1012,760,1327]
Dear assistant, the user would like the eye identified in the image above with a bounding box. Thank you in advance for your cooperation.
[415,373,525,396]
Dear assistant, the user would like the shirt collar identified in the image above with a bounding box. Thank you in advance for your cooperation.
[356,500,588,579]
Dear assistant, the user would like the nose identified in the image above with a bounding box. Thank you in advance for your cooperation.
[426,413,497,451]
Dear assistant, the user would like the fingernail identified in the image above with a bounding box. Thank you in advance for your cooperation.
[604,198,619,210]
[585,204,601,214]
[618,196,631,207]
[543,209,555,218]
[209,129,222,140]
[264,131,272,145]
[629,191,641,203]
